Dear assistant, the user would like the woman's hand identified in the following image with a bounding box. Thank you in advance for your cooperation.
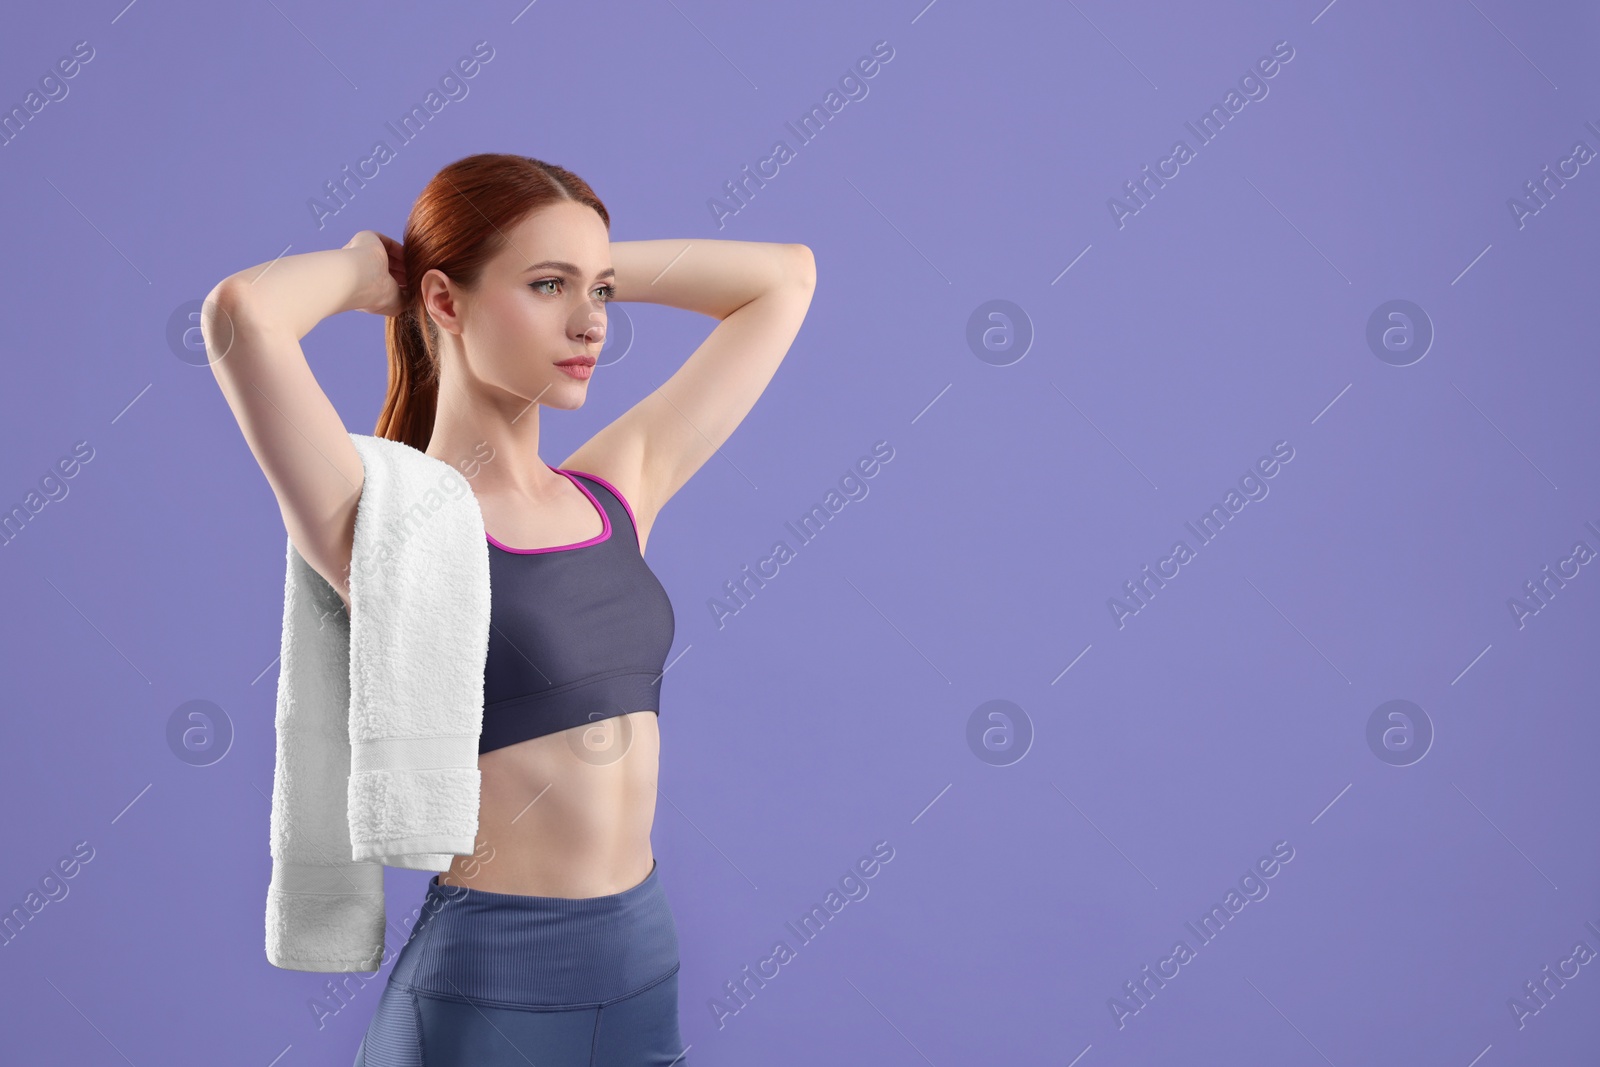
[343,230,407,317]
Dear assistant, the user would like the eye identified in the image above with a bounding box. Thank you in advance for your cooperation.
[530,279,616,302]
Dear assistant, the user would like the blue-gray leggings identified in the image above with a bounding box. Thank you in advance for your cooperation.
[353,860,690,1066]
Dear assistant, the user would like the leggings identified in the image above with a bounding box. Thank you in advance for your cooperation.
[353,860,690,1066]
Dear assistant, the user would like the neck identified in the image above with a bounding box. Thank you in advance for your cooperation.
[424,368,561,498]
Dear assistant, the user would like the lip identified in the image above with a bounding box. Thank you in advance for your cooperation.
[556,360,593,381]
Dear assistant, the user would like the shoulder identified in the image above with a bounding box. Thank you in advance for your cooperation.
[351,433,462,486]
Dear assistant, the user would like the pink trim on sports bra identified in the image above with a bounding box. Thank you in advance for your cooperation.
[564,468,638,535]
[484,467,612,554]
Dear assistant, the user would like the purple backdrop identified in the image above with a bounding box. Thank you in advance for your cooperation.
[2,0,1598,1063]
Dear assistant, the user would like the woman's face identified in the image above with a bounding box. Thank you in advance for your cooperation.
[426,200,613,411]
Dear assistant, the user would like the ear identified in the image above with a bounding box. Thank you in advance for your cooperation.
[418,268,464,335]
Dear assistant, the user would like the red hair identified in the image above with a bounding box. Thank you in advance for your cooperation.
[375,153,610,451]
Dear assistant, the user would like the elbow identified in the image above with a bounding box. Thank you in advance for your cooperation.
[208,273,254,327]
[785,244,816,291]
[207,274,255,321]
[200,277,256,373]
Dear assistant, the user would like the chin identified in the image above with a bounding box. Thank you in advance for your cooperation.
[546,382,589,409]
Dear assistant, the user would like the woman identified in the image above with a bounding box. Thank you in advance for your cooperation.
[204,154,816,1065]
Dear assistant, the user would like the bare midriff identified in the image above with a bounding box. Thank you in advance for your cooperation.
[436,710,660,898]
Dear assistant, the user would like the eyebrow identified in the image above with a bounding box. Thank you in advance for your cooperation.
[522,260,615,280]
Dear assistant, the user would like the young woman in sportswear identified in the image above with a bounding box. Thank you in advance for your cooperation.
[203,153,816,1065]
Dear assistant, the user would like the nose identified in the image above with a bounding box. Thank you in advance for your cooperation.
[568,306,606,345]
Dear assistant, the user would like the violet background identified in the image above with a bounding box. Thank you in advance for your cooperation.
[2,0,1598,1064]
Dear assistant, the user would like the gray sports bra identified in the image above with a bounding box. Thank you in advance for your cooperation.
[478,468,675,754]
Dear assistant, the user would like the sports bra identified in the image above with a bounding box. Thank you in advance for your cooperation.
[478,467,676,755]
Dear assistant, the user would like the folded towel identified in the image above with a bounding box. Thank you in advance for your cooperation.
[264,432,491,972]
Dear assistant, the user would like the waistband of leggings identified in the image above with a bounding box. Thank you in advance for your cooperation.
[425,857,663,914]
[393,859,679,1009]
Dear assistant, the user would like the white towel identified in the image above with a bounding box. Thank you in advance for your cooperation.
[264,432,490,972]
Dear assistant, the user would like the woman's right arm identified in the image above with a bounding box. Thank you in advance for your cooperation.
[201,236,397,615]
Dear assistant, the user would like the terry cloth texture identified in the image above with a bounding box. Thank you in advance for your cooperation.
[264,432,491,973]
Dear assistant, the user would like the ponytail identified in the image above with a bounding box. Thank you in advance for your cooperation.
[375,305,439,453]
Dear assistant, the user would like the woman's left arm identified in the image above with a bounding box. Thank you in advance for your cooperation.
[568,239,816,525]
